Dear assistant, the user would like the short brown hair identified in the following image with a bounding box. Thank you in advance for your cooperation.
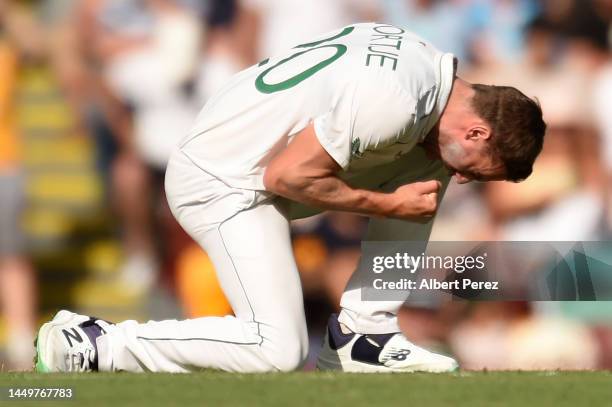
[471,84,546,182]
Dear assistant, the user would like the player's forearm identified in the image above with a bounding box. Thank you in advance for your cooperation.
[268,173,394,217]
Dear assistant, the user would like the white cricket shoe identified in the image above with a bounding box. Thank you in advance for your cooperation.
[317,314,458,373]
[34,310,111,373]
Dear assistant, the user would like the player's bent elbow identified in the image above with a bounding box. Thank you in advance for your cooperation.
[263,167,301,196]
[263,166,282,193]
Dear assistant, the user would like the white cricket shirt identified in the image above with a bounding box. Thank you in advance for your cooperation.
[179,23,456,192]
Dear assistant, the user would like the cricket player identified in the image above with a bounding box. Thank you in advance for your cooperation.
[35,23,545,373]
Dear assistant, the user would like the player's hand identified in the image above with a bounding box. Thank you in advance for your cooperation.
[388,180,441,220]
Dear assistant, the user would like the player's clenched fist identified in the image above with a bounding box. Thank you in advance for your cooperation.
[388,180,441,220]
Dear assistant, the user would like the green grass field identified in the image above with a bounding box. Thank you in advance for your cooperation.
[1,371,611,406]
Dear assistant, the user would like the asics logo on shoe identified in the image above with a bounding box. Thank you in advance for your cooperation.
[62,328,84,347]
[388,349,411,361]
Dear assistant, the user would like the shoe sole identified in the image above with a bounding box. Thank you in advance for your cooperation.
[318,358,459,373]
[34,310,85,373]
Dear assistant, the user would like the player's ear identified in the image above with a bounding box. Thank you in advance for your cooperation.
[466,124,491,141]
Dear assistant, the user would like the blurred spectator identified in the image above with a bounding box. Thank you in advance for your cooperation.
[74,0,205,292]
[293,213,367,307]
[0,2,37,371]
[431,181,492,241]
[588,0,612,232]
[450,303,600,370]
[380,0,474,61]
[194,0,251,104]
[100,0,202,168]
[175,243,232,318]
[464,0,539,64]
[242,0,380,59]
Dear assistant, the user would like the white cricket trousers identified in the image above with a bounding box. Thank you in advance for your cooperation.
[97,149,443,372]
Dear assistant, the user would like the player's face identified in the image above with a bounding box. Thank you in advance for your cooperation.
[439,137,507,184]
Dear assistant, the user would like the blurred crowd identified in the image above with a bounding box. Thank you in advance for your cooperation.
[1,0,612,371]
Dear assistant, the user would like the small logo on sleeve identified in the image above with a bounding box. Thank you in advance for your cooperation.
[351,138,363,159]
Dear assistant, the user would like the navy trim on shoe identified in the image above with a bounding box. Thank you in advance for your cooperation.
[78,317,109,371]
[366,332,396,347]
[327,314,354,351]
[350,332,397,366]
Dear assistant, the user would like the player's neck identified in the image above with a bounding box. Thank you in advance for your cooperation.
[421,79,474,160]
[421,124,441,160]
[428,79,476,157]
[444,78,475,117]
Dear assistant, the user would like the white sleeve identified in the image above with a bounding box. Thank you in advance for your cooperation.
[313,75,417,169]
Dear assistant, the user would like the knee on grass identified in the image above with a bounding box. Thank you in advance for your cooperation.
[261,336,309,372]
